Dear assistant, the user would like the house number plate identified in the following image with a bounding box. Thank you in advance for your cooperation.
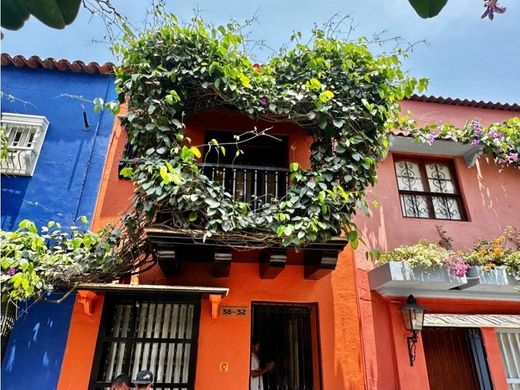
[220,306,249,317]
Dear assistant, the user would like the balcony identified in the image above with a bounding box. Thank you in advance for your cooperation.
[201,163,289,208]
[120,158,290,204]
[1,113,49,176]
[120,131,349,279]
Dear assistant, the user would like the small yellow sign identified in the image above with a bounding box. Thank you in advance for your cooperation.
[219,362,229,372]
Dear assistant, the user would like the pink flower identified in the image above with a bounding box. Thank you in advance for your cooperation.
[259,97,269,107]
[446,254,471,277]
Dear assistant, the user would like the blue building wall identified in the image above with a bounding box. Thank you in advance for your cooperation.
[1,66,116,230]
[1,295,75,390]
[1,66,116,390]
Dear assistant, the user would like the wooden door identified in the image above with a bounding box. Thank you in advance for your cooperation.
[422,327,492,390]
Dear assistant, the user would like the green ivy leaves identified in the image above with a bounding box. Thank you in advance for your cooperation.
[1,0,81,30]
[114,14,424,248]
[408,0,448,19]
[1,218,123,303]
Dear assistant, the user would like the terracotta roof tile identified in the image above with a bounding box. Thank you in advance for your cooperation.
[1,53,114,75]
[3,54,518,112]
[408,94,520,112]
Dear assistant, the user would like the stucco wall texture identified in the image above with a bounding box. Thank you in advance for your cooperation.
[1,66,116,230]
[59,110,366,389]
[57,101,518,389]
[1,66,116,390]
[354,102,520,390]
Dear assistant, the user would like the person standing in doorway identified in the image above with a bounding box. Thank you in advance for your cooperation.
[250,338,275,390]
[134,370,154,390]
[110,374,132,390]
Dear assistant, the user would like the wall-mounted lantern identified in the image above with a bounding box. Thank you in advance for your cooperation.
[400,295,426,366]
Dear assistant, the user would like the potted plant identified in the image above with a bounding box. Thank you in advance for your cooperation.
[464,229,520,289]
[369,241,468,291]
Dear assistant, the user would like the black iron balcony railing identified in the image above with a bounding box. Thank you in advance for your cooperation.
[120,156,290,208]
[201,163,289,209]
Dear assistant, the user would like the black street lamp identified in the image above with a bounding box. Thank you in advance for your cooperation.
[400,295,426,366]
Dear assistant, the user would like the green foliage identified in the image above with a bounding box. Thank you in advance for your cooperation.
[378,240,448,268]
[1,0,81,30]
[474,117,520,166]
[114,14,425,248]
[1,219,124,303]
[504,252,520,279]
[464,227,520,276]
[408,0,448,18]
[93,97,121,115]
[0,126,9,161]
[394,115,520,168]
[377,228,520,278]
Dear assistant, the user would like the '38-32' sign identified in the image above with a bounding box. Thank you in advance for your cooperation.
[220,306,248,317]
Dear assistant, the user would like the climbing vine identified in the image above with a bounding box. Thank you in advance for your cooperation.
[115,14,427,248]
[0,217,151,303]
[394,115,520,167]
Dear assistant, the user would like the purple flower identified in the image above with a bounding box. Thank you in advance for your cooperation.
[471,139,481,146]
[427,132,437,145]
[259,97,269,107]
[488,130,504,140]
[482,0,506,20]
[7,268,16,276]
[471,119,483,136]
[506,153,519,163]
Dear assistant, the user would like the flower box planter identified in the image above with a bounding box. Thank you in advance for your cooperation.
[463,266,520,293]
[369,262,520,300]
[369,261,468,294]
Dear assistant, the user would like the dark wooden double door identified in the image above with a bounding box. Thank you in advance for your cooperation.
[422,327,493,390]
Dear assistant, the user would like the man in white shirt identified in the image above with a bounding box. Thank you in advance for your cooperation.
[250,338,275,390]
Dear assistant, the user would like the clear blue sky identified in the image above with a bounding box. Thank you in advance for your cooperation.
[3,0,519,103]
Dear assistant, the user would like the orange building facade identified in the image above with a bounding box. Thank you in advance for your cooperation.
[58,110,366,390]
[56,99,519,389]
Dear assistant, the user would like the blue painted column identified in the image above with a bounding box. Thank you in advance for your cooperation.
[1,295,75,390]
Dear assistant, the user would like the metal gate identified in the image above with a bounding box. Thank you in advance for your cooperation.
[90,294,200,390]
[252,303,318,390]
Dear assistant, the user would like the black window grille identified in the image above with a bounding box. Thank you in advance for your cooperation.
[90,294,200,390]
[394,157,466,220]
[118,140,291,209]
[1,302,16,359]
[118,141,138,178]
[201,163,289,208]
[252,303,320,390]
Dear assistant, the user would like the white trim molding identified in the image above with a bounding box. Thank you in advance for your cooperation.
[1,112,50,176]
[389,135,483,167]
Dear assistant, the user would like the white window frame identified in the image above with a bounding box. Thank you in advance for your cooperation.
[497,329,520,389]
[1,112,49,176]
